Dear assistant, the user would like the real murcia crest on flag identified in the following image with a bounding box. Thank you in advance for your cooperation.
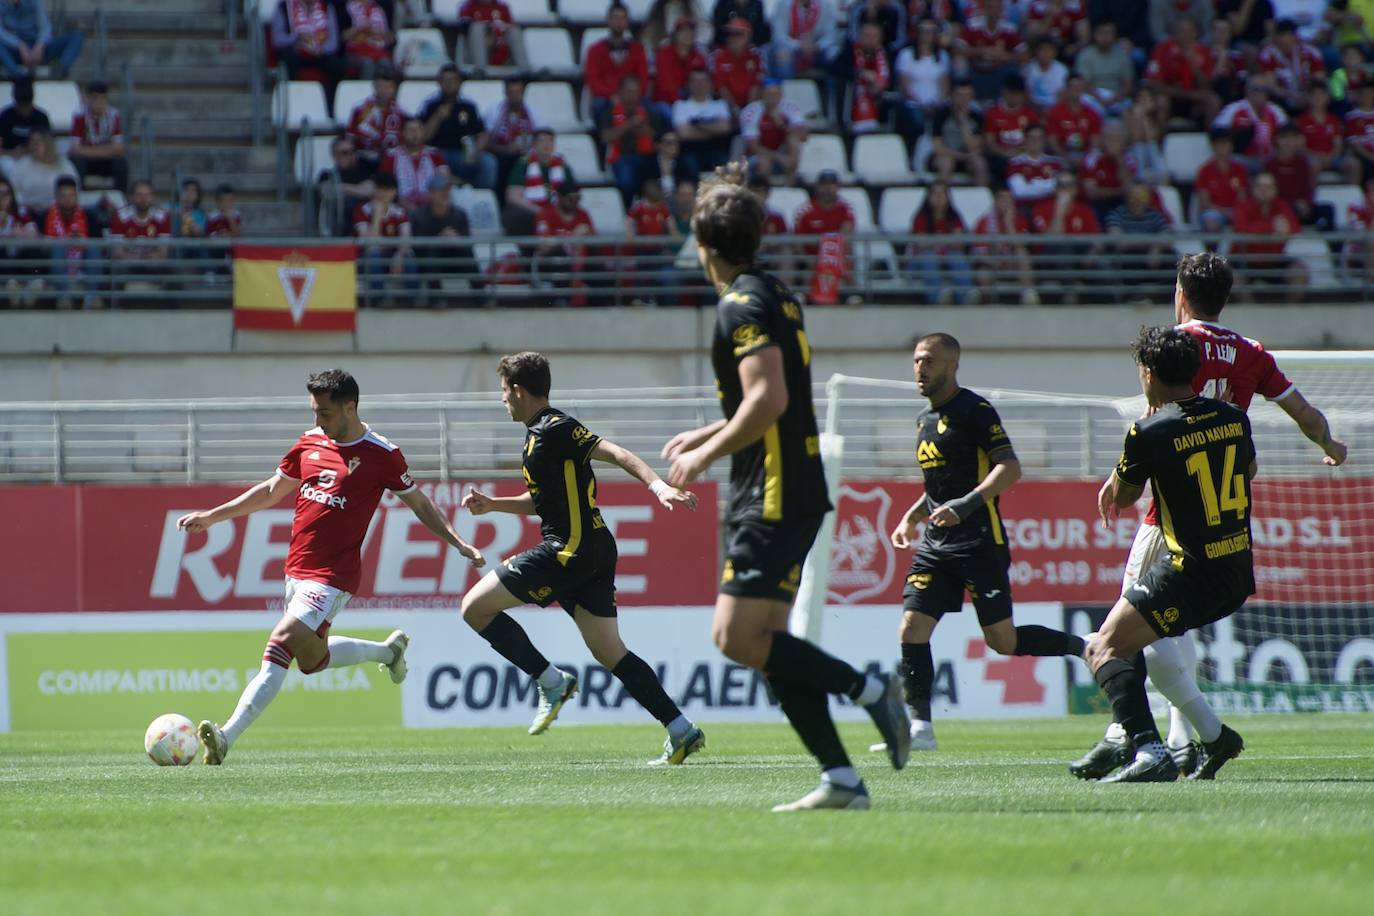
[277,251,318,325]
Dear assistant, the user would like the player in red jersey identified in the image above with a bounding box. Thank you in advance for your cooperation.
[179,370,485,765]
[1071,253,1347,782]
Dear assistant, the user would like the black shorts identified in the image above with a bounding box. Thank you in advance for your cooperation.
[495,533,618,617]
[1124,556,1251,639]
[901,539,1013,626]
[720,514,824,603]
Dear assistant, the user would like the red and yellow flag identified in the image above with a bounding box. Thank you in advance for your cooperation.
[232,245,357,330]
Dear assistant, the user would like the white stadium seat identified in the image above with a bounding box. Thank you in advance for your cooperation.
[507,0,557,25]
[256,0,278,23]
[950,186,993,228]
[580,186,626,234]
[554,133,605,183]
[525,82,584,131]
[459,79,505,115]
[430,0,463,25]
[521,28,578,78]
[1286,236,1339,290]
[332,80,375,127]
[1163,132,1211,184]
[1315,184,1364,228]
[451,187,503,235]
[766,187,810,229]
[398,80,437,115]
[560,0,608,25]
[796,134,850,182]
[393,28,451,78]
[579,28,608,64]
[79,189,125,210]
[271,81,331,130]
[851,134,913,185]
[781,79,825,129]
[1155,184,1187,227]
[879,187,926,233]
[33,81,81,132]
[294,134,338,185]
[837,187,875,229]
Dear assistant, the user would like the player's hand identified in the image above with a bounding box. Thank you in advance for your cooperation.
[662,427,709,461]
[656,486,698,512]
[459,542,486,568]
[667,447,711,488]
[1097,477,1119,527]
[929,504,961,528]
[176,511,215,533]
[1322,438,1348,467]
[461,489,495,515]
[891,516,917,550]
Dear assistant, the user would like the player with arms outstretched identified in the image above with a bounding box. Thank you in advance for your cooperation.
[1089,326,1259,782]
[876,333,1087,754]
[664,164,911,811]
[180,370,485,764]
[459,352,706,765]
[1072,253,1347,780]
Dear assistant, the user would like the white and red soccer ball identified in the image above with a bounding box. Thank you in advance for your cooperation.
[144,713,199,766]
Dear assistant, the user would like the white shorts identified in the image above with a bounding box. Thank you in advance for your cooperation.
[1122,522,1168,595]
[284,577,351,635]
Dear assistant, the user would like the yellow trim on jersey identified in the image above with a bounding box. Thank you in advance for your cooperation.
[763,424,783,521]
[557,459,582,566]
[1154,485,1187,571]
[976,447,1005,545]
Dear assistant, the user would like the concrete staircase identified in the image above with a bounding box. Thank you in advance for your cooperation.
[57,0,301,235]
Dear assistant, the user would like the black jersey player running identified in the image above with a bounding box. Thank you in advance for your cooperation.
[877,333,1086,754]
[460,352,706,765]
[1090,326,1257,782]
[664,164,910,811]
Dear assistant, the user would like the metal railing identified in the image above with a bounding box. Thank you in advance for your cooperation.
[246,0,265,146]
[4,232,1374,309]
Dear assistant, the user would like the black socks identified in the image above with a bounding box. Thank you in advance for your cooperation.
[766,631,867,700]
[1014,625,1086,658]
[611,652,682,727]
[899,642,934,721]
[478,612,550,678]
[1095,657,1160,745]
[767,673,852,772]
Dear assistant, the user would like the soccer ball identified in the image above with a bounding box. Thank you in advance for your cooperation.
[144,713,200,766]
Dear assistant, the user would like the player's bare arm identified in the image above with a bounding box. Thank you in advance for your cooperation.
[891,493,932,549]
[667,346,787,487]
[1276,390,1348,466]
[176,474,294,533]
[591,439,698,512]
[461,488,537,516]
[661,418,727,461]
[1097,470,1145,527]
[398,488,485,568]
[930,452,1021,529]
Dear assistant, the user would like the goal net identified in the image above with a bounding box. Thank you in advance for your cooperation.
[798,353,1374,715]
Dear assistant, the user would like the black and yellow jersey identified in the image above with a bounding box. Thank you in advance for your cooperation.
[711,268,831,524]
[916,388,1015,548]
[521,406,608,559]
[1116,395,1256,585]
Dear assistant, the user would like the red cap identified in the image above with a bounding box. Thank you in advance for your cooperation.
[726,16,752,36]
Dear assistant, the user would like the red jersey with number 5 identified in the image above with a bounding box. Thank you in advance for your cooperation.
[276,425,417,592]
[1142,320,1293,526]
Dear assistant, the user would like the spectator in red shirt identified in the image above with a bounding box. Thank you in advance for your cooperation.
[1031,170,1101,300]
[712,0,772,47]
[270,0,346,115]
[381,117,450,208]
[740,80,806,181]
[654,18,707,109]
[624,175,679,303]
[534,179,595,306]
[1195,128,1250,233]
[983,72,1038,182]
[353,172,417,303]
[709,17,766,111]
[347,67,407,165]
[586,3,650,128]
[457,0,515,68]
[1297,82,1343,174]
[1079,119,1136,221]
[1006,124,1062,209]
[1264,123,1332,228]
[1044,74,1101,167]
[208,184,242,238]
[793,167,854,260]
[67,81,127,192]
[1143,16,1220,125]
[905,181,974,304]
[1341,175,1374,281]
[1342,82,1374,185]
[1025,0,1088,61]
[1257,18,1325,111]
[340,0,394,80]
[108,178,171,267]
[973,186,1037,305]
[1232,171,1305,289]
[955,0,1026,102]
[1213,80,1289,168]
[834,20,891,135]
[43,175,98,309]
[599,74,664,207]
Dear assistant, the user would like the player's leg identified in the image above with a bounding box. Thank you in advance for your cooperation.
[973,544,1085,659]
[461,563,575,735]
[895,609,940,750]
[570,606,704,766]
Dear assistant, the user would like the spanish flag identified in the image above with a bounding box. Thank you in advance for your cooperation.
[232,245,358,331]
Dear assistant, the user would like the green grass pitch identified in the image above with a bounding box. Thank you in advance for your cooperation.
[3,716,1372,915]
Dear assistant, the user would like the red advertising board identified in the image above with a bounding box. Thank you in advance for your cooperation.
[0,480,719,612]
[827,478,1373,606]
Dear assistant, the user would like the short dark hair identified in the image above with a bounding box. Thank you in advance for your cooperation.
[215,182,234,196]
[307,369,360,406]
[692,162,763,267]
[607,1,629,15]
[182,177,201,191]
[374,65,399,84]
[54,175,78,191]
[1275,18,1297,34]
[86,81,109,95]
[504,75,527,88]
[1176,252,1232,317]
[374,172,398,189]
[497,351,552,398]
[130,178,153,194]
[916,332,960,355]
[1131,326,1201,386]
[439,63,460,78]
[402,115,423,128]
